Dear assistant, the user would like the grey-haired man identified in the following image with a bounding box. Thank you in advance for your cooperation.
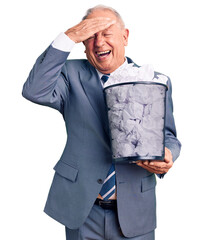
[23,5,181,240]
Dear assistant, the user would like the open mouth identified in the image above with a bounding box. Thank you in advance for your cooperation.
[96,50,111,58]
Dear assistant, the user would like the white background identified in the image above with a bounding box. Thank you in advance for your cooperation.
[1,0,202,239]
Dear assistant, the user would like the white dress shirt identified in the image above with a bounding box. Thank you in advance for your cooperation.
[52,32,76,52]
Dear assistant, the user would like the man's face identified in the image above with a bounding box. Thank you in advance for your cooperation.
[83,10,129,74]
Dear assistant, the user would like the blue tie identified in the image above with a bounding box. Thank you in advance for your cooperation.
[99,164,116,200]
[101,74,110,84]
[99,74,116,200]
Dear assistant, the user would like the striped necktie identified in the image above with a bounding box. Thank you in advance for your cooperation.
[99,164,116,200]
[99,74,116,200]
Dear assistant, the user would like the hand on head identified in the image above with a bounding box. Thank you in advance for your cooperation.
[65,8,129,74]
[65,17,116,43]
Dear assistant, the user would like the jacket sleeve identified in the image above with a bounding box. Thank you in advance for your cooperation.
[164,78,181,162]
[22,45,70,114]
[157,77,181,179]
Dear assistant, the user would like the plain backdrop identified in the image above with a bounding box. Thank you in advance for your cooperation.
[1,0,202,239]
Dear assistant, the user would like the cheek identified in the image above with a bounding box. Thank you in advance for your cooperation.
[85,42,94,55]
[85,49,95,61]
[112,43,125,57]
[109,38,125,52]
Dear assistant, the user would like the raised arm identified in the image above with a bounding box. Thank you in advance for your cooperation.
[22,18,115,113]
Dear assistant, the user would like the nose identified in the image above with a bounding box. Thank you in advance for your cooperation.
[94,34,105,47]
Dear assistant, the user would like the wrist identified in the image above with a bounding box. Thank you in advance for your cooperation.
[65,30,78,43]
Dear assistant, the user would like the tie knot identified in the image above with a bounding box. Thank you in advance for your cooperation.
[101,74,110,83]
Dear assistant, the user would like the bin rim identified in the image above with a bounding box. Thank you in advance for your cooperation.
[112,155,165,163]
[103,81,168,91]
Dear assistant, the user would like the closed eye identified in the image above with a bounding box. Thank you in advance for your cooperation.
[87,35,95,40]
[104,34,112,37]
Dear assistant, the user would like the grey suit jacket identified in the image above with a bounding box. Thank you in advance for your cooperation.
[22,45,181,238]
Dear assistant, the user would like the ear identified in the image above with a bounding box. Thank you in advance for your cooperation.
[123,28,129,46]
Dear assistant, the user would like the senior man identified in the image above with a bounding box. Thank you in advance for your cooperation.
[22,5,181,240]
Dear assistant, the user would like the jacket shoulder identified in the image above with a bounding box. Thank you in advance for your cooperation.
[65,58,88,68]
[62,59,90,76]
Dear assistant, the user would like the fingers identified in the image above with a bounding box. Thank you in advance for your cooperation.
[136,161,166,174]
[65,17,116,43]
[135,147,174,174]
[85,17,116,32]
[136,159,173,174]
[148,160,168,168]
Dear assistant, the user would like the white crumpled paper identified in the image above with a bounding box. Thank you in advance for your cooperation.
[104,64,168,160]
[104,64,168,88]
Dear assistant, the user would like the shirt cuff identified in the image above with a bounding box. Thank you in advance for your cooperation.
[51,32,75,52]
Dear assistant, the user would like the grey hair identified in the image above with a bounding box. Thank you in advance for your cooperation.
[82,5,125,29]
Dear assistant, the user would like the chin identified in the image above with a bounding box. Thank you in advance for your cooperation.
[97,64,113,73]
[98,68,112,74]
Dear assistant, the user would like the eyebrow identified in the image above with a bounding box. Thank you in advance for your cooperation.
[103,28,113,33]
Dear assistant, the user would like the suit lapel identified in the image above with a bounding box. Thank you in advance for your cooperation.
[79,61,110,137]
[79,58,139,138]
[126,56,139,67]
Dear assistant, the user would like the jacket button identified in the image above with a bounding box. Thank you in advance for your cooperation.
[97,179,103,184]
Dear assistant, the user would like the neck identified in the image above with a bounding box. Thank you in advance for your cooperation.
[96,58,127,77]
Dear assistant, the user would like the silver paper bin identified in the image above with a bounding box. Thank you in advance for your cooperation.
[104,81,168,163]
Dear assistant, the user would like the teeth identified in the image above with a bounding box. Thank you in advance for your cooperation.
[97,50,111,56]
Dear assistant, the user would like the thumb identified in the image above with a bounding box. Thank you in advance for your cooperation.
[164,147,173,163]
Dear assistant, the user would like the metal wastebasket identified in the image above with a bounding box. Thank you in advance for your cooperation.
[104,81,168,163]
